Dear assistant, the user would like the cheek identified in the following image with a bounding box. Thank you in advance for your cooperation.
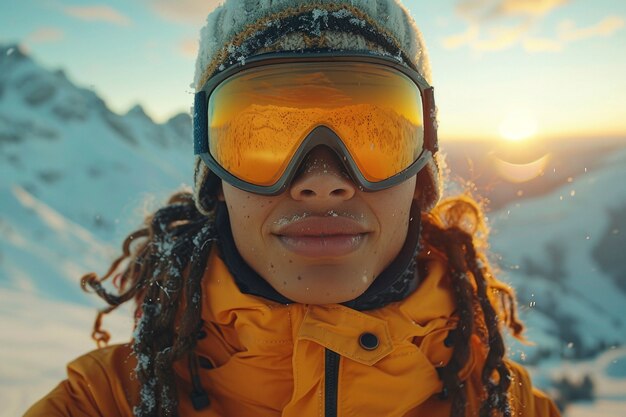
[382,204,412,244]
[221,185,275,249]
[369,179,416,251]
[224,194,254,224]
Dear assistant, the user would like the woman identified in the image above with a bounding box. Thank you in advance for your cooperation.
[25,1,560,416]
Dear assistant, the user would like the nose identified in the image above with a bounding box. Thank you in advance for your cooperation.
[289,146,356,201]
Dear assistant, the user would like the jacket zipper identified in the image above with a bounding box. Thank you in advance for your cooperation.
[324,348,340,417]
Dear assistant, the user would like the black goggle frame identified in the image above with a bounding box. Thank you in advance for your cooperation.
[194,51,439,196]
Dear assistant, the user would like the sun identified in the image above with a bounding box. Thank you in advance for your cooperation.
[498,110,538,142]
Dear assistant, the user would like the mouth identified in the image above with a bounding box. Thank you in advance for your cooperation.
[273,215,370,258]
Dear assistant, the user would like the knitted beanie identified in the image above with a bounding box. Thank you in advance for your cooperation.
[192,0,441,214]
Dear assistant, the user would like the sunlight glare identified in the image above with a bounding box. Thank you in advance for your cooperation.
[491,153,551,183]
[499,110,538,142]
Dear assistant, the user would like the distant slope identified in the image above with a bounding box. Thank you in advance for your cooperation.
[0,288,134,416]
[490,147,626,360]
[0,44,192,304]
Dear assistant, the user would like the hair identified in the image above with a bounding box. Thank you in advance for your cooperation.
[82,171,524,417]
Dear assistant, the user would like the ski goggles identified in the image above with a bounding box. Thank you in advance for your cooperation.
[194,52,438,195]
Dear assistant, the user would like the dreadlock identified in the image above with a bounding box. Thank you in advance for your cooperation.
[81,178,217,417]
[421,195,524,417]
[82,182,524,417]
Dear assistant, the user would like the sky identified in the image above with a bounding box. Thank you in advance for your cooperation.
[1,0,625,143]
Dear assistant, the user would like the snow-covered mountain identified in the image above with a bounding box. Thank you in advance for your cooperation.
[0,44,192,305]
[489,146,626,361]
[1,44,624,416]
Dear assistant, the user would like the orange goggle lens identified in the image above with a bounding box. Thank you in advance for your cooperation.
[208,62,424,186]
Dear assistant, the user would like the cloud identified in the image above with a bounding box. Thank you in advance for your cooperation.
[444,0,624,53]
[63,5,132,26]
[455,0,569,23]
[475,21,533,51]
[444,22,535,52]
[148,0,222,24]
[495,0,570,17]
[25,27,65,44]
[442,25,479,49]
[521,16,625,53]
[179,38,199,58]
[445,0,568,52]
[558,16,625,42]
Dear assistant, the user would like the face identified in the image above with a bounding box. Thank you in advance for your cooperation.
[220,147,420,304]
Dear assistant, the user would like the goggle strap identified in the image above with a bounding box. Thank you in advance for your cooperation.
[194,91,209,155]
[423,86,439,154]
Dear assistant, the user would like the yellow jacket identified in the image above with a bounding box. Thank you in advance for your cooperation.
[25,249,560,417]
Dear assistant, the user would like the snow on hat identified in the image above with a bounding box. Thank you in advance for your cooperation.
[192,0,442,214]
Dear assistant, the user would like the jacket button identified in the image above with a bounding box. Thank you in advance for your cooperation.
[359,332,379,351]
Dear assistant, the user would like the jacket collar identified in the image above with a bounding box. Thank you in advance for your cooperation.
[199,245,460,364]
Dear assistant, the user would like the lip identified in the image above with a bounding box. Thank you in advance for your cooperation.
[273,216,369,258]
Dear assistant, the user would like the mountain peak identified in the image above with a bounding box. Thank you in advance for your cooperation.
[164,112,192,144]
[1,43,28,61]
[165,111,191,125]
[126,104,153,122]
